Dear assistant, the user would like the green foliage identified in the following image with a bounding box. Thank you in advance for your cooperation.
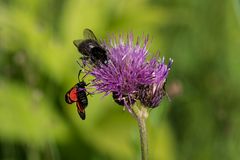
[0,0,240,159]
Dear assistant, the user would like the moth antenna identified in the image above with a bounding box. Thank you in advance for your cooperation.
[76,60,84,68]
[82,73,88,80]
[77,69,82,82]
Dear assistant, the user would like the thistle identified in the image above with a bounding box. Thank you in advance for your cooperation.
[76,30,173,160]
[90,34,173,110]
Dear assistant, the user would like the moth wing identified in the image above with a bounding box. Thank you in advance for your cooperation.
[76,102,86,120]
[65,86,78,104]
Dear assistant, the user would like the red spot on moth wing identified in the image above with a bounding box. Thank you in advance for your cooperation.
[65,86,78,104]
[69,87,78,101]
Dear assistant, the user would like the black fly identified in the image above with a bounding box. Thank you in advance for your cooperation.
[73,29,109,66]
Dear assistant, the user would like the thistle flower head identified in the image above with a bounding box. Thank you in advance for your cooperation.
[72,29,173,159]
[89,33,173,109]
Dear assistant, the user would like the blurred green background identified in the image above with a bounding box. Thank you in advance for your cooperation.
[0,0,240,159]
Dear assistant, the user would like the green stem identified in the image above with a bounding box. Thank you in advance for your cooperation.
[132,104,148,160]
[137,112,148,160]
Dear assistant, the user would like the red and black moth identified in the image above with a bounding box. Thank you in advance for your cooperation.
[65,70,89,120]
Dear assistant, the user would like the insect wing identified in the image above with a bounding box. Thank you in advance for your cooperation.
[83,28,97,41]
[76,102,86,120]
[73,39,83,48]
[65,86,78,104]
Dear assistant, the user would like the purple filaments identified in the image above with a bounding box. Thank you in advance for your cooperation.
[87,33,173,109]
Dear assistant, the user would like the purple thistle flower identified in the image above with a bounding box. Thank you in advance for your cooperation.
[89,33,173,109]
[71,29,173,158]
[138,58,173,107]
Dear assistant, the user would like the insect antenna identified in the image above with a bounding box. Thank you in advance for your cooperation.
[76,60,84,69]
[77,69,82,82]
[77,69,88,82]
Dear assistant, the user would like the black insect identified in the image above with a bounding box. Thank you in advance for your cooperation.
[73,28,109,66]
[112,92,135,106]
[65,70,89,120]
[112,92,125,106]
